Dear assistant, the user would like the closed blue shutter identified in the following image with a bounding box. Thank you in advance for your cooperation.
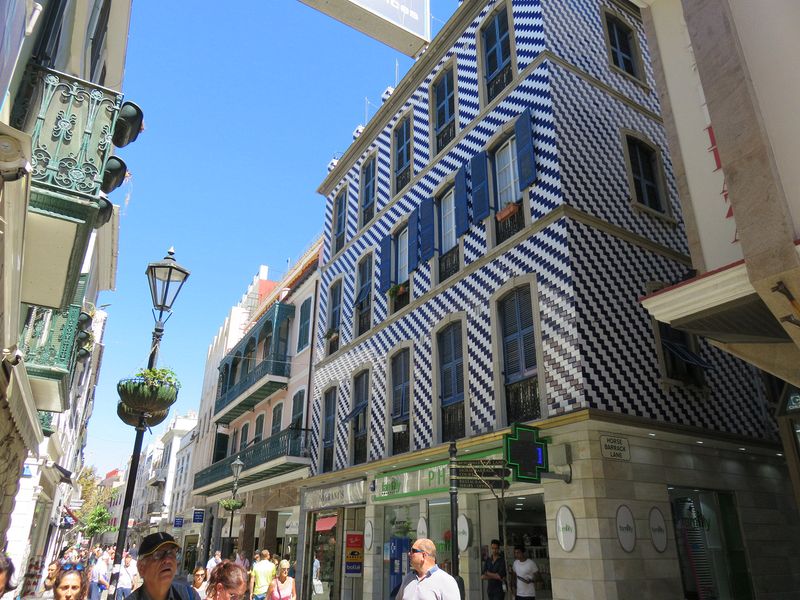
[379,235,393,293]
[501,287,537,383]
[330,281,341,329]
[471,152,490,221]
[419,197,436,261]
[439,323,464,406]
[297,298,311,352]
[515,109,536,190]
[454,165,469,236]
[408,208,419,272]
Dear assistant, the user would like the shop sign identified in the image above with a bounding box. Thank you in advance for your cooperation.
[504,424,548,483]
[649,507,668,553]
[344,531,364,576]
[364,520,374,550]
[374,463,448,500]
[556,505,576,552]
[616,505,636,552]
[456,515,470,552]
[284,517,299,536]
[305,479,365,510]
[192,509,204,524]
[174,517,184,528]
[600,435,630,461]
[417,517,428,539]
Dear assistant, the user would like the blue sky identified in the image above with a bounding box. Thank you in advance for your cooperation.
[86,1,462,475]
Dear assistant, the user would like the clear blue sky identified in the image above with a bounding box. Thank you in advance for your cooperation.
[86,1,462,476]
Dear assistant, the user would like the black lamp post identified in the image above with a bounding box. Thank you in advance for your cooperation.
[109,249,190,588]
[227,457,245,556]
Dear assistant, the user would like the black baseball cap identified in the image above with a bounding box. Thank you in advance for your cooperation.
[138,532,179,558]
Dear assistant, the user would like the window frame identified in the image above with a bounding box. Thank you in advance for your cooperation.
[321,387,337,473]
[360,154,377,228]
[332,189,347,255]
[271,402,283,436]
[354,253,373,338]
[430,62,458,156]
[240,422,249,451]
[396,225,409,285]
[327,276,343,354]
[493,136,521,210]
[432,315,469,444]
[253,413,265,444]
[291,388,305,429]
[620,130,674,223]
[393,114,413,195]
[477,1,517,106]
[601,8,647,86]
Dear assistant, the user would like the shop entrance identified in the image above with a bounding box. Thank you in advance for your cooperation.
[305,507,365,600]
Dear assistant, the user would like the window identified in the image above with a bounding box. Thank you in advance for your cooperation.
[626,136,666,214]
[482,5,513,103]
[434,67,456,154]
[240,423,249,451]
[327,279,342,353]
[657,322,708,387]
[438,188,459,282]
[360,157,376,227]
[391,349,411,455]
[604,12,640,79]
[355,256,373,337]
[347,371,369,465]
[396,227,409,284]
[379,212,418,312]
[230,429,238,456]
[499,286,540,424]
[333,191,346,254]
[322,388,336,473]
[495,138,520,209]
[271,403,283,436]
[438,322,464,442]
[297,297,312,352]
[291,389,305,429]
[394,116,412,194]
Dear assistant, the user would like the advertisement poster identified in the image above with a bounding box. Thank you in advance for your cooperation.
[344,531,364,577]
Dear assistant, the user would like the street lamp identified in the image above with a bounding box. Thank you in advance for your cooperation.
[227,457,245,556]
[109,249,190,589]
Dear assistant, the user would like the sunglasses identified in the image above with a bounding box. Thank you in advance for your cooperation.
[62,563,85,572]
[150,549,178,561]
[409,548,426,555]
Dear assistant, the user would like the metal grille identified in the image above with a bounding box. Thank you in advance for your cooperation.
[362,203,374,227]
[322,445,334,473]
[505,377,540,424]
[393,288,410,312]
[487,62,513,103]
[439,246,460,282]
[356,303,371,337]
[396,166,411,193]
[436,120,456,154]
[353,433,367,465]
[496,207,524,244]
[441,402,465,442]
[328,336,339,354]
[392,420,409,455]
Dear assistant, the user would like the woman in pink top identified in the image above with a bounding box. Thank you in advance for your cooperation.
[267,560,295,600]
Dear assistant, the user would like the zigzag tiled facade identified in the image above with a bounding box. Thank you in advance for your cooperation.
[310,0,775,475]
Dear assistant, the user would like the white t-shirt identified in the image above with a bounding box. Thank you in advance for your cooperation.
[118,561,138,588]
[513,558,538,598]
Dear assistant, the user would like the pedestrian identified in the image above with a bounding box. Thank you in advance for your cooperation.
[0,552,16,598]
[394,539,459,600]
[266,560,294,600]
[248,550,275,600]
[42,560,60,598]
[511,545,541,600]
[481,539,506,600]
[206,561,246,600]
[205,551,222,576]
[190,567,207,597]
[116,554,138,600]
[123,532,199,600]
[89,549,109,600]
[53,564,88,600]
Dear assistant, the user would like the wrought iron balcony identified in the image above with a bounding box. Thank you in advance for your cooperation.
[392,420,409,455]
[506,377,540,424]
[19,303,82,412]
[353,433,367,465]
[441,402,465,442]
[487,62,513,104]
[38,411,55,436]
[214,352,291,422]
[496,204,524,244]
[322,444,334,473]
[439,246,460,282]
[193,427,311,495]
[147,501,164,516]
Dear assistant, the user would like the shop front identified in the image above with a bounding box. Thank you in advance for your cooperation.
[299,479,366,600]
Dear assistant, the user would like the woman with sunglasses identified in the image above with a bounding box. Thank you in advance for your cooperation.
[53,563,89,600]
[266,560,295,600]
[206,560,247,600]
[191,567,208,596]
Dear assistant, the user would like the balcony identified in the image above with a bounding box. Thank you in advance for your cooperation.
[505,377,540,424]
[11,65,123,309]
[193,427,311,496]
[147,501,164,516]
[441,402,465,442]
[148,467,167,486]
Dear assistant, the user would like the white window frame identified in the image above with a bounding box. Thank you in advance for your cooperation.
[495,137,520,209]
[440,188,457,253]
[397,227,409,283]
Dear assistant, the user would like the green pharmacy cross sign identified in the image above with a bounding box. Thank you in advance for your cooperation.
[504,423,549,483]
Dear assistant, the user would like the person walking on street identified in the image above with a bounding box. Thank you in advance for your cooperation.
[394,539,459,600]
[123,532,199,600]
[205,552,222,577]
[54,564,89,600]
[190,567,207,598]
[116,554,138,600]
[89,549,109,600]
[206,562,246,600]
[41,560,60,598]
[511,546,541,600]
[266,560,294,600]
[481,540,506,600]
[248,550,275,600]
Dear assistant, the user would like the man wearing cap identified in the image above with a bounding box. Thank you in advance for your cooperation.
[124,532,199,600]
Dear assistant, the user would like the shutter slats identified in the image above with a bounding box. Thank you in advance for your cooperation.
[378,235,393,293]
[515,108,537,190]
[420,197,435,261]
[408,208,419,272]
[471,152,490,221]
[454,165,469,236]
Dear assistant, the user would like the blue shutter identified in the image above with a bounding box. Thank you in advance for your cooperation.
[471,152,490,221]
[419,197,435,261]
[379,235,393,293]
[454,165,469,236]
[515,108,537,190]
[408,208,419,272]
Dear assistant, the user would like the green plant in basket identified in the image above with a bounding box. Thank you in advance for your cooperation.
[219,498,245,511]
[117,367,181,413]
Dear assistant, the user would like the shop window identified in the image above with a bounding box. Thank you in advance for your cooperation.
[394,116,412,194]
[384,504,420,598]
[322,388,336,473]
[346,370,369,465]
[438,322,464,442]
[308,511,339,600]
[603,11,643,81]
[670,488,753,598]
[355,255,373,337]
[391,349,411,455]
[297,297,312,353]
[327,280,342,354]
[429,500,455,574]
[333,190,347,254]
[482,4,513,103]
[360,155,376,228]
[433,67,456,154]
[499,286,540,424]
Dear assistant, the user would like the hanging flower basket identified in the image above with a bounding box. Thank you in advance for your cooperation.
[116,400,169,428]
[219,498,245,512]
[324,328,339,342]
[495,201,521,222]
[388,282,408,298]
[117,367,180,413]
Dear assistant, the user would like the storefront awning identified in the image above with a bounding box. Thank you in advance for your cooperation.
[315,516,337,532]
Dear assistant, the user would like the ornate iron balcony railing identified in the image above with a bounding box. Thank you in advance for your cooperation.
[19,304,81,376]
[441,402,465,442]
[505,377,540,424]
[439,246,460,282]
[496,205,524,244]
[214,352,291,414]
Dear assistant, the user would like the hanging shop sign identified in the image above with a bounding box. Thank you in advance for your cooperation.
[344,531,364,576]
[192,509,204,524]
[305,479,366,510]
[364,520,374,551]
[600,435,630,461]
[174,517,184,528]
[556,505,577,552]
[504,424,548,483]
[649,507,668,553]
[616,505,636,552]
[456,515,471,552]
[417,517,428,539]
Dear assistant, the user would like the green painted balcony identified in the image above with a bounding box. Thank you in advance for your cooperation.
[38,411,55,436]
[214,302,294,424]
[12,65,122,309]
[193,427,311,496]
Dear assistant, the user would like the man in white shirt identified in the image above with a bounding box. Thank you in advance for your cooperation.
[116,554,138,600]
[395,538,460,600]
[205,550,222,575]
[511,545,541,600]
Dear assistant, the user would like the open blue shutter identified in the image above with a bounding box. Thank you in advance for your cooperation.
[454,165,469,236]
[408,208,419,272]
[515,108,536,190]
[419,197,435,261]
[379,235,393,293]
[471,152,490,221]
